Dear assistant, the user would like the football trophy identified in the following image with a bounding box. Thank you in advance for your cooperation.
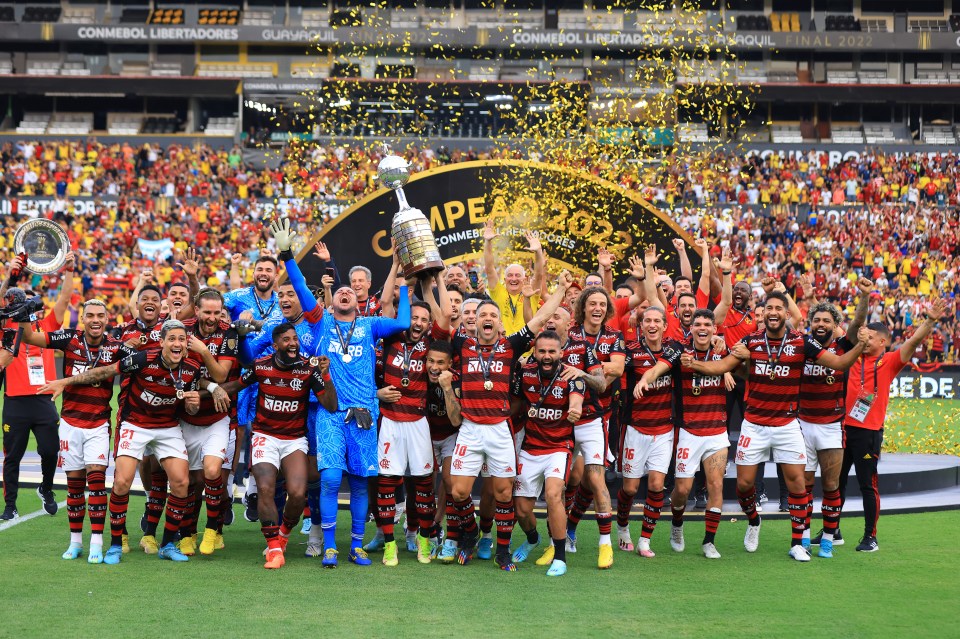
[377,155,444,278]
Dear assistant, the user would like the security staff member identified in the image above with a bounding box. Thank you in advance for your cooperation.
[0,252,75,521]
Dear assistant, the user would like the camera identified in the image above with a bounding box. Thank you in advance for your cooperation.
[0,288,46,323]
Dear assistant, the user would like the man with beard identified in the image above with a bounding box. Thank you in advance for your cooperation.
[799,282,870,557]
[178,289,239,556]
[371,270,451,566]
[533,303,610,569]
[216,324,338,569]
[636,309,734,559]
[224,254,283,523]
[482,220,545,335]
[272,217,411,568]
[17,299,127,563]
[445,271,572,572]
[40,320,208,564]
[684,292,868,561]
[509,331,585,577]
[665,292,698,342]
[562,287,626,568]
[839,298,947,553]
[239,280,325,557]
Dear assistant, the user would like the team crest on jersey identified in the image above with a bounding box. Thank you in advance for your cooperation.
[101,350,112,363]
[782,344,796,357]
[551,386,564,399]
[207,342,219,355]
[290,378,303,391]
[567,353,581,365]
[598,342,611,355]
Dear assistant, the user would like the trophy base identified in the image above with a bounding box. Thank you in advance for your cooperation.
[401,260,445,280]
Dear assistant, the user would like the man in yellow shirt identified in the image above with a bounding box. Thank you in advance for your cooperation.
[482,218,545,336]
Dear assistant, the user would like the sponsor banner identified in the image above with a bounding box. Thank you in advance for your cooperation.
[892,368,960,400]
[293,159,690,289]
[0,196,119,217]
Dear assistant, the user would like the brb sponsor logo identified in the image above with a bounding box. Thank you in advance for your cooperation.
[755,363,790,378]
[265,398,300,412]
[530,407,564,421]
[140,389,177,406]
[467,359,505,374]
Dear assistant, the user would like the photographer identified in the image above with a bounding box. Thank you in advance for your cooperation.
[0,252,75,521]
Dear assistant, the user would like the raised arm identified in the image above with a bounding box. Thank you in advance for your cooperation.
[52,252,76,325]
[312,241,342,293]
[174,247,200,319]
[16,319,50,348]
[898,298,947,364]
[845,277,873,341]
[598,247,614,293]
[672,238,693,281]
[526,271,573,334]
[425,271,452,333]
[642,245,662,310]
[482,218,499,288]
[693,238,712,300]
[525,232,547,298]
[272,217,318,315]
[229,253,244,291]
[380,251,401,320]
[38,361,122,397]
[128,267,151,320]
[438,370,462,427]
[372,285,411,341]
[774,280,804,328]
[713,250,735,325]
[625,255,647,309]
[816,329,867,371]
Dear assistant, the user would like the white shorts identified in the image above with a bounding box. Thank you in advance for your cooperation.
[378,415,434,477]
[513,450,571,498]
[799,419,843,472]
[115,422,187,462]
[674,431,729,478]
[223,428,237,471]
[481,426,524,478]
[251,432,308,470]
[432,434,457,467]
[619,428,674,478]
[735,419,806,466]
[574,417,607,465]
[58,420,110,471]
[181,416,230,471]
[452,419,518,478]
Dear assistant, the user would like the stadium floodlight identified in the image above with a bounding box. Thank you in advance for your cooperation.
[484,94,514,102]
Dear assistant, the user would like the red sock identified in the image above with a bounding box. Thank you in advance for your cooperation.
[444,498,461,542]
[596,512,612,536]
[737,486,760,525]
[377,476,402,542]
[413,476,436,534]
[616,489,634,528]
[640,489,664,539]
[180,488,199,537]
[567,485,594,530]
[822,488,842,534]
[66,476,86,534]
[564,484,577,512]
[280,513,298,538]
[456,498,477,538]
[161,494,190,547]
[703,507,721,544]
[86,470,107,535]
[261,522,280,547]
[804,486,814,532]
[109,491,129,547]
[204,475,224,530]
[494,499,514,553]
[788,492,807,545]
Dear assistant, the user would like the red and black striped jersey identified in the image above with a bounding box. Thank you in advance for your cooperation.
[453,327,534,425]
[426,378,460,442]
[112,314,169,354]
[240,354,327,439]
[357,295,382,317]
[623,339,676,436]
[378,324,450,423]
[179,317,240,426]
[46,330,128,429]
[560,337,604,424]
[658,342,727,436]
[799,335,853,424]
[118,351,200,429]
[741,329,826,427]
[568,324,625,416]
[511,361,583,455]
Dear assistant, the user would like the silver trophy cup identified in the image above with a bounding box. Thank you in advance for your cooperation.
[13,218,70,275]
[377,155,444,278]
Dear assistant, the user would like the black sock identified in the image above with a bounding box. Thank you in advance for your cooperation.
[525,527,539,545]
[703,531,715,545]
[553,537,566,563]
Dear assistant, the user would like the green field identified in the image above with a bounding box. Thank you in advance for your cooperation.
[8,397,960,456]
[1,498,958,639]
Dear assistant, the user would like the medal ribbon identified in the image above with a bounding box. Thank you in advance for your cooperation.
[530,363,565,415]
[477,341,499,385]
[763,331,788,370]
[252,288,278,320]
[692,346,711,392]
[400,341,415,381]
[334,318,357,359]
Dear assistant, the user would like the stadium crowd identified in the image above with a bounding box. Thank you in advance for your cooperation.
[0,138,958,360]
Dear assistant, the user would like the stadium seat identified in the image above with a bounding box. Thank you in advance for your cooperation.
[199,9,240,26]
[119,8,151,24]
[0,6,14,22]
[149,9,184,25]
[21,6,61,22]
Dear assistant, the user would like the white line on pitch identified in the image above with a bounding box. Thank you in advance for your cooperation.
[0,501,67,532]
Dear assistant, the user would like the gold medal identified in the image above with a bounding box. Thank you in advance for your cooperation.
[92,382,101,388]
[309,356,319,367]
[139,334,148,345]
[825,375,835,385]
[691,386,701,396]
[401,377,410,388]
[483,380,494,391]
[527,407,537,418]
[769,371,777,380]
[176,389,185,400]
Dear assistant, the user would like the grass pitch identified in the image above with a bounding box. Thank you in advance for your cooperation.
[1,498,958,639]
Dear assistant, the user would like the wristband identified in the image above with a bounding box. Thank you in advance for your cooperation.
[322,372,332,383]
[207,382,219,392]
[278,249,295,262]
